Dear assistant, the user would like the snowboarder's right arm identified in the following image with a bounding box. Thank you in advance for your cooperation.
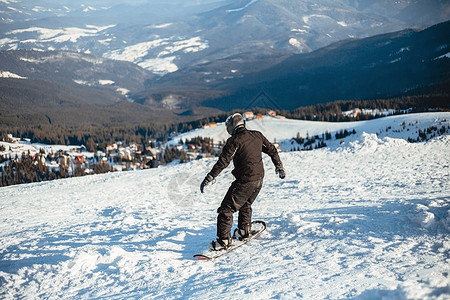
[200,138,237,193]
[200,174,214,193]
[208,138,237,178]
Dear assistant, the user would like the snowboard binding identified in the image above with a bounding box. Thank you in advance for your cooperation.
[209,236,232,251]
[233,223,251,241]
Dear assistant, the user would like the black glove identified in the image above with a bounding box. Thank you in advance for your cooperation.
[200,174,214,193]
[275,165,286,179]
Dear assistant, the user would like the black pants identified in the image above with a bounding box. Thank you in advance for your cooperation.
[217,179,263,239]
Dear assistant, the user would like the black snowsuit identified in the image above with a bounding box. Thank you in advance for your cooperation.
[207,127,283,240]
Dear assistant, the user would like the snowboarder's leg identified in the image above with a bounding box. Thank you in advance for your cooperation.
[217,179,262,241]
[216,180,239,241]
[237,179,262,237]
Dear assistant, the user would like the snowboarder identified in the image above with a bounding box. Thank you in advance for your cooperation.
[200,113,285,251]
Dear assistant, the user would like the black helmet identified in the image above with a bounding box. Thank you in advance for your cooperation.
[225,113,245,135]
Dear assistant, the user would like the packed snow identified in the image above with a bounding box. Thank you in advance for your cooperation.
[289,38,308,52]
[98,79,114,85]
[302,14,334,25]
[0,71,26,79]
[105,36,208,75]
[226,0,259,13]
[6,25,115,44]
[435,52,450,60]
[0,113,449,299]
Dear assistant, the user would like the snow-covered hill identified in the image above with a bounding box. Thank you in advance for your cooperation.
[170,112,450,151]
[0,113,449,299]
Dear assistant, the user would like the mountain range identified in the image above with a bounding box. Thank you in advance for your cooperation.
[0,0,450,75]
[1,0,449,75]
[199,20,450,110]
[0,0,449,126]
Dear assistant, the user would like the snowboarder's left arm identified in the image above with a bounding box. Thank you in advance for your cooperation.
[261,134,285,179]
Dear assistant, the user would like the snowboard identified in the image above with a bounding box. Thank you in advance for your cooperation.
[194,220,266,260]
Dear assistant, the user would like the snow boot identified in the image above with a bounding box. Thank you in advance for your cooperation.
[233,223,251,241]
[209,236,232,251]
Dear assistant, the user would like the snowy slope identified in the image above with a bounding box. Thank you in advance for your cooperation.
[0,113,449,299]
[171,112,450,151]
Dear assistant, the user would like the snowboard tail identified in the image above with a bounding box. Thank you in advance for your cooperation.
[194,220,266,260]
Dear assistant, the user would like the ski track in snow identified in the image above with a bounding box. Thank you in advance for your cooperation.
[0,113,449,299]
